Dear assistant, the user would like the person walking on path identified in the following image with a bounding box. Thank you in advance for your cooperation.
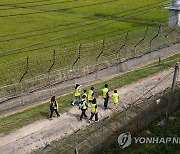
[82,90,88,101]
[72,84,82,106]
[79,90,88,109]
[89,98,98,122]
[49,96,60,120]
[80,95,88,121]
[102,84,109,110]
[112,90,119,111]
[88,87,94,104]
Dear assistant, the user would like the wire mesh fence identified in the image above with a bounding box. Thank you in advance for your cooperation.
[1,65,179,154]
[37,66,180,154]
[0,23,180,115]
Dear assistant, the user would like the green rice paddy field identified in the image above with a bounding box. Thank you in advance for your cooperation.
[0,0,172,86]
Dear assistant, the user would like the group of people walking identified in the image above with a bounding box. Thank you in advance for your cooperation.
[72,83,119,122]
[49,83,119,122]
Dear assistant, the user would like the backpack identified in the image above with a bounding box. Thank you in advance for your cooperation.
[80,100,88,109]
[50,102,54,110]
[85,101,88,108]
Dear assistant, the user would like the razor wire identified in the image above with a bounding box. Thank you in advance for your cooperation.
[128,69,175,107]
[0,18,177,68]
[0,22,179,114]
[0,52,179,114]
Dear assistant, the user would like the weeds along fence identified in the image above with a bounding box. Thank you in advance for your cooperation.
[35,67,180,154]
[0,24,180,114]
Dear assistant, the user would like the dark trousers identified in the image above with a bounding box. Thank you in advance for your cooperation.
[104,98,109,109]
[50,109,60,118]
[89,112,98,121]
[80,109,87,120]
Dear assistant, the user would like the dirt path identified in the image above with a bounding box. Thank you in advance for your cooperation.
[0,68,179,154]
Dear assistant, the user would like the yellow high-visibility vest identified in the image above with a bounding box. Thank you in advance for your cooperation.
[74,88,81,96]
[102,88,108,98]
[91,104,97,113]
[82,93,88,102]
[54,101,59,110]
[112,93,119,104]
[82,100,87,110]
[88,90,93,101]
[82,93,87,100]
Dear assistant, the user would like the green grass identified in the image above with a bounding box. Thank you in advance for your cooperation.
[0,0,171,85]
[101,108,180,154]
[0,53,179,134]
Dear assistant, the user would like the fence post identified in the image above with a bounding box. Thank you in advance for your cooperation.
[159,82,166,120]
[48,50,56,96]
[125,108,128,131]
[164,19,178,39]
[159,8,164,64]
[102,124,104,143]
[149,25,161,51]
[72,44,81,86]
[19,56,29,105]
[99,116,109,151]
[96,39,105,79]
[19,56,29,83]
[163,62,179,137]
[74,129,80,154]
[145,97,149,127]
[40,137,47,154]
[72,44,81,69]
[116,32,128,58]
[133,27,148,56]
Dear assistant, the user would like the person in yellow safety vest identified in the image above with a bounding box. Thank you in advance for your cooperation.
[82,90,88,101]
[88,87,94,103]
[102,84,109,110]
[80,95,88,120]
[72,84,82,106]
[112,90,119,111]
[89,98,98,122]
[49,96,60,120]
[79,90,88,109]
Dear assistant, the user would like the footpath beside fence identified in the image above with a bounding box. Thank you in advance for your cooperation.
[0,64,179,154]
[36,65,180,154]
